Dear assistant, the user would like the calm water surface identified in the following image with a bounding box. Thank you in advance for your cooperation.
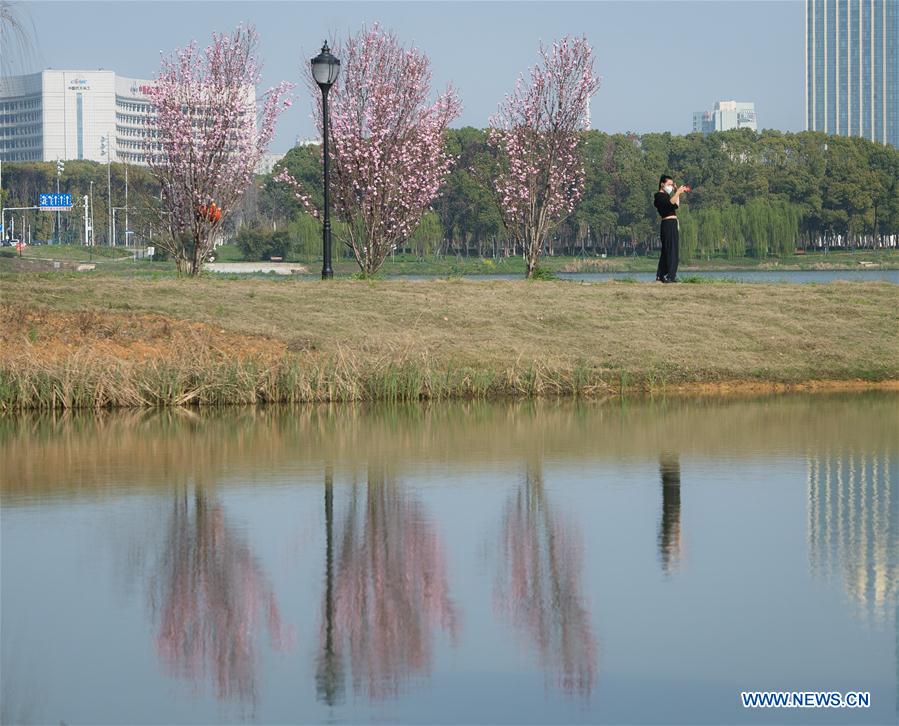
[2,395,897,724]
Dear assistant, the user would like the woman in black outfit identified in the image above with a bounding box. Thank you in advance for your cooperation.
[654,175,688,282]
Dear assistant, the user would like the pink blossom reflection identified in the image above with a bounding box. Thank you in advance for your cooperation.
[494,462,597,696]
[319,470,459,701]
[149,491,291,705]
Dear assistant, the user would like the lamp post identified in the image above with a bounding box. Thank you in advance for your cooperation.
[124,162,129,247]
[0,159,4,244]
[56,159,64,244]
[89,180,95,247]
[311,41,340,279]
[101,133,113,245]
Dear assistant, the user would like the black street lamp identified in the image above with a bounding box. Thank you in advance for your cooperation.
[311,41,340,279]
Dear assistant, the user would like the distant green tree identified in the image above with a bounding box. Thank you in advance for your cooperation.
[236,226,293,261]
[439,128,504,255]
[0,160,159,245]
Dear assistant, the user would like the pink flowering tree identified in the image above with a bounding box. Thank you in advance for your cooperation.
[277,25,461,277]
[486,37,600,278]
[145,25,292,276]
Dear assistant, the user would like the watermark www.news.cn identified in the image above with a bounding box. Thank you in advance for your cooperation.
[741,691,871,709]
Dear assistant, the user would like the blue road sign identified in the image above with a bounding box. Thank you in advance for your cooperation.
[40,193,73,210]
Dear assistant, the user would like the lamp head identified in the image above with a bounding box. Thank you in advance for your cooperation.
[311,41,340,90]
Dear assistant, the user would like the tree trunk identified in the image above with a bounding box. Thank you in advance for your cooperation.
[188,231,204,277]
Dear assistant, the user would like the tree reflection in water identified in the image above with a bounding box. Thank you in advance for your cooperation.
[658,453,683,574]
[494,461,597,696]
[316,468,344,706]
[148,489,291,705]
[317,467,460,702]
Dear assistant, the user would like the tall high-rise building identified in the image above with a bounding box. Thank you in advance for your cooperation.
[692,101,758,134]
[805,0,899,147]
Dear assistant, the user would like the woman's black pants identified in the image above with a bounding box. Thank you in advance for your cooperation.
[656,219,679,281]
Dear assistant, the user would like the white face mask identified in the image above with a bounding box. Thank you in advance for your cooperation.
[663,184,674,194]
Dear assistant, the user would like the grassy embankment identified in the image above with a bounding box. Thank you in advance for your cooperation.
[1,271,897,410]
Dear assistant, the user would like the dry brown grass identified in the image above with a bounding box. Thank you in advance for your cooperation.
[1,275,897,409]
[2,306,287,362]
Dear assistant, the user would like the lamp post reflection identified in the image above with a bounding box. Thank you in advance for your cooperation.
[494,460,597,696]
[149,489,291,705]
[316,466,344,706]
[658,453,683,574]
[316,466,459,701]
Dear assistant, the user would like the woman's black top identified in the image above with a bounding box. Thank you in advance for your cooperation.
[654,191,678,218]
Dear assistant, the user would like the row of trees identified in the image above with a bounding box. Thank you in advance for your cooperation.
[0,161,159,245]
[5,127,897,264]
[678,199,803,260]
[17,24,595,279]
[259,127,899,262]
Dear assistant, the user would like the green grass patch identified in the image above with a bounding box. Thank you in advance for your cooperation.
[211,244,244,262]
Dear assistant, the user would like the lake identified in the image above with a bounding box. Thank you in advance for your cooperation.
[2,394,897,724]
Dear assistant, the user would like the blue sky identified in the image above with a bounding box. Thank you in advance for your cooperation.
[23,1,804,151]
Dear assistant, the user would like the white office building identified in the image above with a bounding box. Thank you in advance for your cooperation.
[692,100,758,134]
[255,152,286,175]
[0,69,156,164]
